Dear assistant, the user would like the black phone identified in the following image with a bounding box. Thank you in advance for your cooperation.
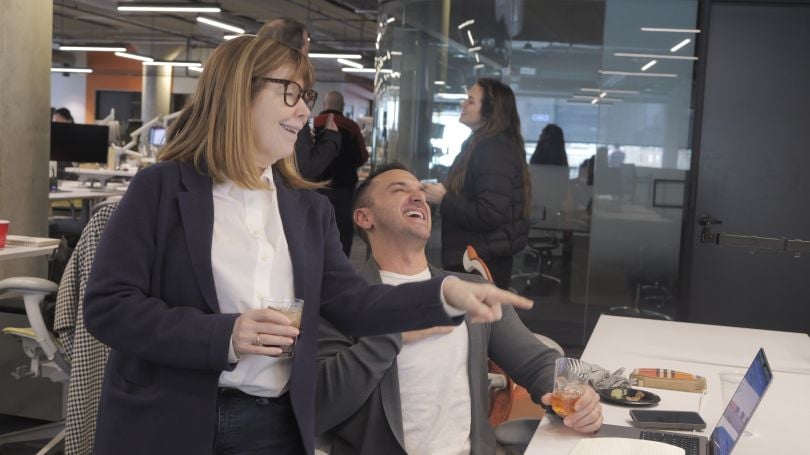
[629,410,707,431]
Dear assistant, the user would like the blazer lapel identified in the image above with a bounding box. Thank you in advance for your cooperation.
[274,172,309,302]
[177,162,219,313]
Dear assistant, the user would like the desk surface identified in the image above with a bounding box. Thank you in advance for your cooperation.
[526,315,810,454]
[49,180,127,201]
[0,244,56,262]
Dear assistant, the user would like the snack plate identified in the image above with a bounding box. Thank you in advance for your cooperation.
[597,387,661,407]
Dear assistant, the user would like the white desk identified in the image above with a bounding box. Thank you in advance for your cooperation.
[526,315,810,454]
[50,180,126,223]
[0,245,57,262]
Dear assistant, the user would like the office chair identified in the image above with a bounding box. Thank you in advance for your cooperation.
[0,277,67,455]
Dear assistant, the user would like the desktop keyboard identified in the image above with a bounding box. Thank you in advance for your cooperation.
[640,431,701,455]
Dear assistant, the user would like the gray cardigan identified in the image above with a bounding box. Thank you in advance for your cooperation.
[316,260,560,454]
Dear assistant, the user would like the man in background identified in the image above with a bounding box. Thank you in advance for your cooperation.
[257,18,341,179]
[313,91,369,256]
[316,163,603,454]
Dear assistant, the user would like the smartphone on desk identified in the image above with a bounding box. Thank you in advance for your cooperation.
[629,410,706,431]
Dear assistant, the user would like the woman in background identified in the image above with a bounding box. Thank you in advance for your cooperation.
[530,123,568,166]
[424,78,531,289]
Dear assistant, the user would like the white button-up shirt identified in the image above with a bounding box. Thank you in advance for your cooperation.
[212,166,295,397]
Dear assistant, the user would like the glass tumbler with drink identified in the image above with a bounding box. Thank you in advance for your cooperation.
[551,357,592,417]
[260,297,304,358]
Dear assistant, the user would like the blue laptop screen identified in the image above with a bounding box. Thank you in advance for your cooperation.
[711,348,772,455]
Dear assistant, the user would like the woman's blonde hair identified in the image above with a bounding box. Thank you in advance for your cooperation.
[159,35,321,190]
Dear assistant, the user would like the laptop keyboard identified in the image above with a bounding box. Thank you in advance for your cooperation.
[640,431,701,455]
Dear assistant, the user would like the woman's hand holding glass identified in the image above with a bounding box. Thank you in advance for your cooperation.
[423,182,447,205]
[232,308,300,358]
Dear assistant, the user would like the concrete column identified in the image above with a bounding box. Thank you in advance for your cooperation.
[141,65,172,121]
[0,0,53,279]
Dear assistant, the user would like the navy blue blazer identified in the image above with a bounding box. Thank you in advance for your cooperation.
[83,161,459,454]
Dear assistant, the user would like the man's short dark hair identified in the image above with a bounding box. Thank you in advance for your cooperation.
[257,18,309,50]
[54,107,74,123]
[351,162,410,245]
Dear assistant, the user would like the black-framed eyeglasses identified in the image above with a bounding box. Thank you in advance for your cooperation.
[257,77,318,109]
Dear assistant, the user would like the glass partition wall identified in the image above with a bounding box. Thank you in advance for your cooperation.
[374,0,698,353]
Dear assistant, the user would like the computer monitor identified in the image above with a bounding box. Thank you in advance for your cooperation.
[126,119,143,139]
[149,126,166,147]
[50,122,110,164]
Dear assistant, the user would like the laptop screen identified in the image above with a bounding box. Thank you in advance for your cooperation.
[711,349,772,455]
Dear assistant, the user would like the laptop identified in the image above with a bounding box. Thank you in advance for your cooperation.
[594,348,773,455]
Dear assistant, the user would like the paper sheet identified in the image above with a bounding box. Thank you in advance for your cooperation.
[568,437,685,455]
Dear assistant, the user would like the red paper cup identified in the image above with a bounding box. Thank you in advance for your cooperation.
[0,220,9,249]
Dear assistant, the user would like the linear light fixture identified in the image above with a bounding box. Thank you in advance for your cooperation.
[670,38,691,52]
[466,30,475,46]
[386,17,396,24]
[474,63,485,70]
[390,51,403,56]
[59,45,127,52]
[436,93,468,100]
[341,68,392,74]
[188,66,203,73]
[115,51,154,62]
[337,58,364,69]
[223,34,243,40]
[614,52,697,61]
[197,16,244,34]
[51,67,93,73]
[641,60,658,71]
[468,46,482,53]
[309,53,362,59]
[599,69,677,78]
[641,27,700,33]
[580,88,640,94]
[458,19,475,30]
[434,81,446,86]
[143,61,202,67]
[118,3,221,13]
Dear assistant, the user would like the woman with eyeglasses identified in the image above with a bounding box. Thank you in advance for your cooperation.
[424,78,532,290]
[83,37,531,455]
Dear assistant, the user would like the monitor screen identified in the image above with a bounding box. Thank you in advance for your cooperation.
[126,119,143,138]
[149,127,166,146]
[50,122,110,164]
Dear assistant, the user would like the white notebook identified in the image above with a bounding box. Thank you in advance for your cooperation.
[569,437,685,455]
[6,235,61,248]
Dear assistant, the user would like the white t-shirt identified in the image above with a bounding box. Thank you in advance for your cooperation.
[380,269,472,455]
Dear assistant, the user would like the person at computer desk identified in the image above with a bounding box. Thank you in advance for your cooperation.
[316,163,603,455]
[52,107,76,180]
[82,36,532,455]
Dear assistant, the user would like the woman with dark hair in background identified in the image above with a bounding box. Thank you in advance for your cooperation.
[530,123,568,166]
[424,78,531,289]
[52,107,74,123]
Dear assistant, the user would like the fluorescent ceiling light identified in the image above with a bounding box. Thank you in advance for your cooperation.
[144,61,202,67]
[599,92,607,98]
[436,93,468,100]
[475,53,480,63]
[474,63,485,70]
[590,98,598,105]
[468,46,482,53]
[118,4,221,13]
[188,66,203,73]
[115,51,154,62]
[614,52,697,61]
[580,88,640,94]
[390,51,403,56]
[458,19,475,30]
[59,45,126,52]
[641,60,658,71]
[197,16,244,34]
[466,30,475,46]
[599,69,677,78]
[641,27,700,33]
[341,68,393,73]
[51,67,92,73]
[309,53,362,59]
[223,34,243,40]
[386,17,396,24]
[337,58,364,69]
[434,81,446,85]
[670,38,691,52]
[572,95,596,100]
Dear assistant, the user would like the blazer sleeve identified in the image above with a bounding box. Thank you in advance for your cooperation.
[487,305,560,404]
[440,136,519,232]
[316,317,402,433]
[315,199,462,336]
[83,167,238,371]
